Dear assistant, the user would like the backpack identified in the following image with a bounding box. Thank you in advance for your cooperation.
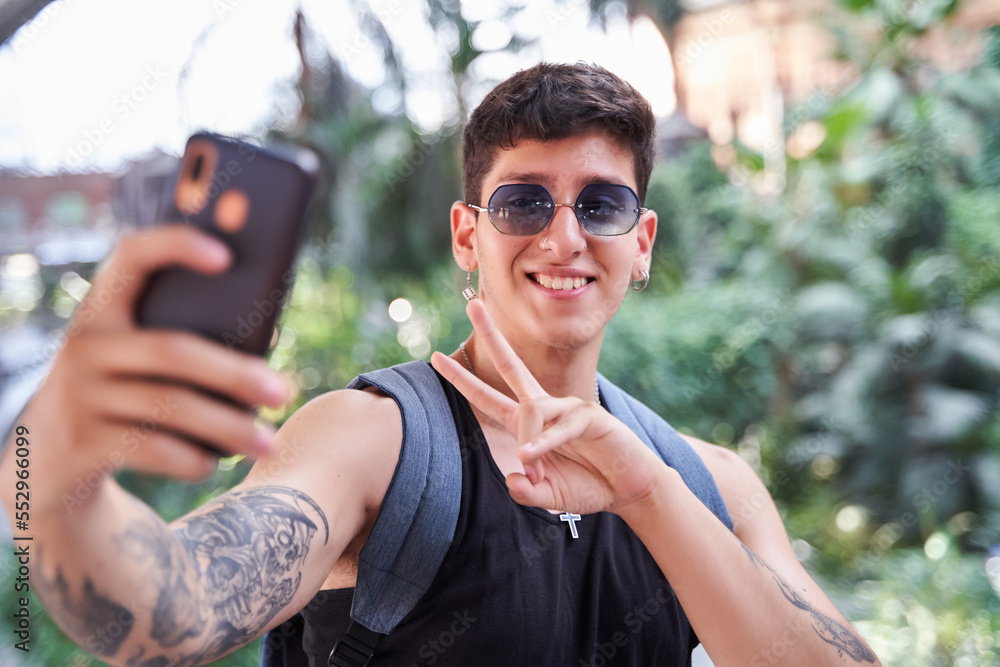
[261,361,733,667]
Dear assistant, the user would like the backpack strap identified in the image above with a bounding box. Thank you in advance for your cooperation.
[325,361,462,665]
[597,372,734,531]
[267,362,732,666]
[328,621,383,667]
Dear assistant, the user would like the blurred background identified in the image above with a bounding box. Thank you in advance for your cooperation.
[1,0,999,664]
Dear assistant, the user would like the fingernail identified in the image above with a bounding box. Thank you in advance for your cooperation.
[201,237,231,263]
[254,421,277,454]
[262,374,289,405]
[523,464,537,483]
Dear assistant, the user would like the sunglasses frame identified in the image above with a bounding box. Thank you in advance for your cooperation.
[465,183,648,237]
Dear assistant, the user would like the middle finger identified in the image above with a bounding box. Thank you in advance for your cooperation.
[93,330,289,409]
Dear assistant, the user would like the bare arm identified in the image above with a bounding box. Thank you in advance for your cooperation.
[617,442,879,666]
[13,386,398,667]
[685,437,877,664]
[31,482,330,666]
[0,227,400,666]
[432,299,880,666]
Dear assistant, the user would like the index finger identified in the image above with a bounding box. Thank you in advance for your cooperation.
[83,225,232,333]
[466,299,546,401]
[430,351,518,427]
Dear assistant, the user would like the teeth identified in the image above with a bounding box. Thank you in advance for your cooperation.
[533,274,590,291]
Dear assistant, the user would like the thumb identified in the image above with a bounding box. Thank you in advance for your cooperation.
[506,472,552,508]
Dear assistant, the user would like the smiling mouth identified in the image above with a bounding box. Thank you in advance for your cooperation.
[530,273,595,291]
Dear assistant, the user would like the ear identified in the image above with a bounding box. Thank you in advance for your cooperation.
[632,209,657,280]
[451,201,478,271]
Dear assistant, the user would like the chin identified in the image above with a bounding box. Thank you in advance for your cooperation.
[533,314,609,351]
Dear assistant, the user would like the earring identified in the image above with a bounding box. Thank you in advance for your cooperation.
[541,237,549,251]
[463,267,478,301]
[631,269,649,292]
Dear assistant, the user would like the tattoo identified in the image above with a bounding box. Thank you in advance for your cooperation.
[117,513,206,649]
[38,486,329,667]
[34,549,137,658]
[173,487,327,647]
[741,544,876,663]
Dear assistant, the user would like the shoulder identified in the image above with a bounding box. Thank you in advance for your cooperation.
[249,387,402,518]
[283,385,401,437]
[679,434,773,541]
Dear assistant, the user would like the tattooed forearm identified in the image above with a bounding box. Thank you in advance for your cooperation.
[172,486,328,650]
[34,547,139,659]
[37,486,329,667]
[740,544,876,663]
[116,512,206,649]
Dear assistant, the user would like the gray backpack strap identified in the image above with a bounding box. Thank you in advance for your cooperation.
[597,373,734,531]
[343,361,462,632]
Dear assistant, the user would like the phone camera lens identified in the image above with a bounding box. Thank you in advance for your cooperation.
[191,155,204,180]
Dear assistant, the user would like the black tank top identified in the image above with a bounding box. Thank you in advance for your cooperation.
[293,377,697,666]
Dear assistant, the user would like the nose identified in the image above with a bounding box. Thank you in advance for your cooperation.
[541,204,587,257]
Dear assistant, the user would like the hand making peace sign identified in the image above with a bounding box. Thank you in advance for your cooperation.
[430,299,666,517]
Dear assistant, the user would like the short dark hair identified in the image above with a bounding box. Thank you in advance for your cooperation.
[462,62,656,207]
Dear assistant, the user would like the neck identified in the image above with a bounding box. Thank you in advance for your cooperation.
[457,332,603,404]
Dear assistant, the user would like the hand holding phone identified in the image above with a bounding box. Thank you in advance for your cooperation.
[137,132,319,356]
[4,225,292,519]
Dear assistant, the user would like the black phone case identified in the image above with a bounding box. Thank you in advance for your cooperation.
[136,133,318,356]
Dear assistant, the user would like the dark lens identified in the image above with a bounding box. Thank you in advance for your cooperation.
[488,184,552,235]
[576,184,639,235]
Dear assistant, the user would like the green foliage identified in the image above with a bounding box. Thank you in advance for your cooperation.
[639,3,1000,557]
[605,4,1000,659]
[843,544,1000,664]
[271,254,471,406]
[601,280,784,442]
[8,2,1000,665]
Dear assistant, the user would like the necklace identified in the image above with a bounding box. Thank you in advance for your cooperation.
[459,340,601,405]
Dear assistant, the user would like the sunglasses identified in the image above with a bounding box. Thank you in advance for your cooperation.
[466,183,647,237]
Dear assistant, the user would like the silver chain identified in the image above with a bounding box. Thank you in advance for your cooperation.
[459,340,476,378]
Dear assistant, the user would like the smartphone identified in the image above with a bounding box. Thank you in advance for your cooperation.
[136,132,319,357]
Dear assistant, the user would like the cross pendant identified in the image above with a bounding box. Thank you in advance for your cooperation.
[559,512,582,539]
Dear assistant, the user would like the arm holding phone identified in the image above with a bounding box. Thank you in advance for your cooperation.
[0,227,401,662]
[0,129,402,662]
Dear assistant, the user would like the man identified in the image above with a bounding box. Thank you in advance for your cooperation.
[1,62,880,665]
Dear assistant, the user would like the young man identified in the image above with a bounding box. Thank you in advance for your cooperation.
[1,63,880,665]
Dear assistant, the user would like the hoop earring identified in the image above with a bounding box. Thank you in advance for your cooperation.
[463,267,478,301]
[631,269,649,292]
